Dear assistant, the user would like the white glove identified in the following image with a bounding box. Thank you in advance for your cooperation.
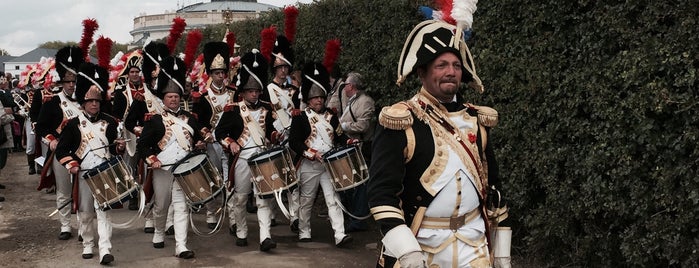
[399,251,427,268]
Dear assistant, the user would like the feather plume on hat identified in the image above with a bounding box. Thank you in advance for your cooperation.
[79,18,99,62]
[166,17,187,54]
[260,26,277,62]
[323,39,341,75]
[183,29,203,70]
[225,30,236,56]
[96,36,113,71]
[283,6,299,43]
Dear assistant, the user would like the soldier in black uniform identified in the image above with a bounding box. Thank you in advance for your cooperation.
[368,20,502,267]
[288,62,354,247]
[137,56,203,259]
[36,46,84,241]
[191,41,235,230]
[56,62,124,265]
[215,50,278,252]
[111,50,144,211]
[123,42,170,234]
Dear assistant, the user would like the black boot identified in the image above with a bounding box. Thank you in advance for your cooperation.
[28,155,36,175]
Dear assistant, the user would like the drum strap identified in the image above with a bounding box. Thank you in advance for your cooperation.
[143,87,165,114]
[267,83,292,128]
[162,112,193,151]
[304,108,334,154]
[205,89,233,128]
[239,101,265,146]
[76,113,110,160]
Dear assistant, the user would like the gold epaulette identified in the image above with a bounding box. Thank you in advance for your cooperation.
[378,101,413,130]
[468,104,498,127]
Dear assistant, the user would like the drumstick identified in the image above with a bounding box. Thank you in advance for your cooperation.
[90,139,133,151]
[145,161,189,169]
[48,198,73,217]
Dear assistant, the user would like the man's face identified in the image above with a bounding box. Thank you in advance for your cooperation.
[308,96,326,113]
[241,88,261,104]
[163,93,181,110]
[418,52,462,102]
[62,77,76,96]
[211,70,226,86]
[343,82,357,98]
[128,67,141,84]
[83,99,100,116]
[274,65,289,80]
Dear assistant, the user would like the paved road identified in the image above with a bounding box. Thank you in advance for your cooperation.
[0,151,379,267]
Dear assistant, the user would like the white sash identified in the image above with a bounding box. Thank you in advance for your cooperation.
[57,92,81,121]
[305,108,334,155]
[239,101,265,147]
[162,112,193,151]
[76,113,111,162]
[267,83,292,128]
[205,89,232,129]
[143,88,164,114]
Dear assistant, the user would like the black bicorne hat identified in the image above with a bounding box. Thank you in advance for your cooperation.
[271,35,294,69]
[156,56,186,99]
[76,62,109,104]
[142,42,170,87]
[301,62,330,103]
[55,46,84,82]
[236,49,268,91]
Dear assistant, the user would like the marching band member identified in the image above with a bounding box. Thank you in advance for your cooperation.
[56,62,123,264]
[137,56,203,259]
[267,34,300,231]
[368,19,502,267]
[287,62,353,247]
[35,46,84,240]
[123,42,170,234]
[112,50,144,211]
[215,50,278,252]
[192,41,235,230]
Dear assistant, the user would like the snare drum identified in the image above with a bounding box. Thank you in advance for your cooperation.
[83,156,139,210]
[323,145,369,192]
[248,146,298,196]
[171,153,224,208]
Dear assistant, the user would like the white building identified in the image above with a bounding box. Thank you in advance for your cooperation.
[129,0,278,49]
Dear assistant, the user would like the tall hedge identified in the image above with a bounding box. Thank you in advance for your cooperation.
[476,0,699,266]
[187,0,698,266]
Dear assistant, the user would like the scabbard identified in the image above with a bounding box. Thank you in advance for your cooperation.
[71,173,80,213]
[37,150,56,191]
[227,153,239,192]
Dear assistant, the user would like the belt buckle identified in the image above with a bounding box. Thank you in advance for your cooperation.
[449,214,466,230]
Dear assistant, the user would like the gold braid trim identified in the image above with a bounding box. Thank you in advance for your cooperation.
[378,102,413,130]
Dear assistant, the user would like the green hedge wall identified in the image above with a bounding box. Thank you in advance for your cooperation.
[187,0,698,266]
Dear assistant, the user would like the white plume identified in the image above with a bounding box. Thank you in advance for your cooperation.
[452,0,478,29]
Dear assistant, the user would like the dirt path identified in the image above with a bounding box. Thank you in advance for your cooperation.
[0,152,379,267]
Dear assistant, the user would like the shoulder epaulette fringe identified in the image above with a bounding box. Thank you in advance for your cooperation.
[468,104,498,127]
[379,102,413,130]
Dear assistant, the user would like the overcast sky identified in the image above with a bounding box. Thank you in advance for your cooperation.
[0,0,312,56]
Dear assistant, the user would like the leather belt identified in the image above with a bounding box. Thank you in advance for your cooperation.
[419,208,480,230]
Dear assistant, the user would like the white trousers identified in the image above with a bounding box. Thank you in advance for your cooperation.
[231,158,273,243]
[52,154,72,233]
[78,174,112,259]
[205,142,232,226]
[297,159,346,243]
[151,168,190,255]
[24,119,35,155]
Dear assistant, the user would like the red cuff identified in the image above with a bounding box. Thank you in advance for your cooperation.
[43,134,57,144]
[64,160,79,170]
[304,148,318,160]
[220,137,236,148]
[146,155,159,165]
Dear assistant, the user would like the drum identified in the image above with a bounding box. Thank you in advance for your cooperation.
[323,145,369,192]
[171,153,224,208]
[83,156,139,210]
[248,146,298,196]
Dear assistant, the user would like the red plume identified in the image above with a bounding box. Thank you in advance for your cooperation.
[95,36,113,70]
[226,30,236,56]
[183,29,203,70]
[79,18,99,61]
[435,0,456,24]
[260,26,277,62]
[323,39,341,74]
[283,6,299,43]
[166,17,187,54]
